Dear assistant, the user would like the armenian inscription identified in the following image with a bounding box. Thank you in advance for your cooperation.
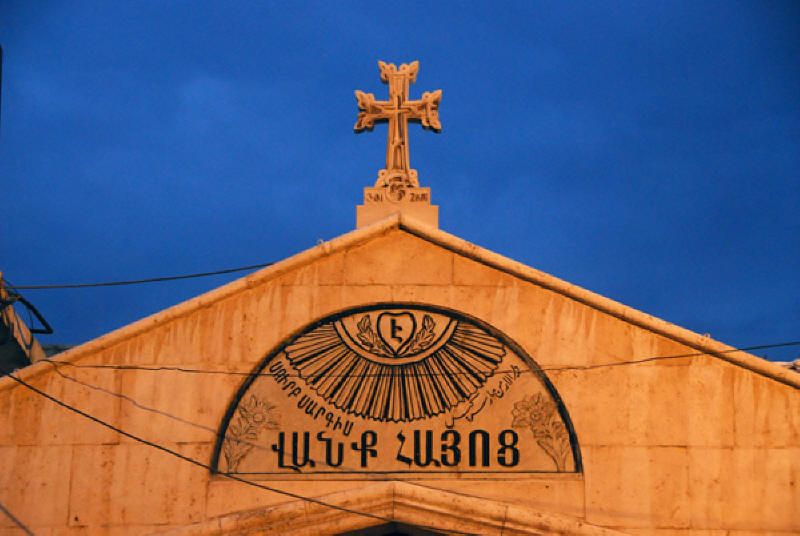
[214,304,579,478]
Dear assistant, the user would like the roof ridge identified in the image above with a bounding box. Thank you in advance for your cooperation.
[2,213,798,390]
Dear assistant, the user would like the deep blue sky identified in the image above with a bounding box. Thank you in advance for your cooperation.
[1,2,798,361]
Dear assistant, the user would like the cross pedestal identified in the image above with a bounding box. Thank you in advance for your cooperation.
[356,183,438,228]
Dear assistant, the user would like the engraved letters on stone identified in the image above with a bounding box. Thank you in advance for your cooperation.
[213,305,579,478]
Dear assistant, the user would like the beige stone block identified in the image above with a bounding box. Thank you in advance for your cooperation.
[46,526,181,535]
[686,358,734,447]
[312,284,392,319]
[192,297,247,366]
[652,337,697,367]
[205,478,366,518]
[626,363,689,447]
[0,391,13,445]
[240,283,283,363]
[410,476,585,520]
[277,252,345,286]
[722,532,800,536]
[2,381,46,446]
[397,485,505,536]
[117,369,240,445]
[390,284,454,307]
[343,231,453,285]
[452,254,516,286]
[448,284,522,337]
[688,447,800,532]
[356,201,438,229]
[621,530,728,536]
[593,318,669,371]
[277,285,317,339]
[733,368,800,448]
[67,443,208,526]
[508,285,551,365]
[283,284,394,333]
[536,295,598,368]
[149,322,185,366]
[5,370,121,446]
[0,445,72,528]
[0,528,180,536]
[587,312,686,370]
[122,325,168,367]
[549,363,690,448]
[584,445,690,528]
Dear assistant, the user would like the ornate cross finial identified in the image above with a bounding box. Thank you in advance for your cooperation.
[354,60,442,189]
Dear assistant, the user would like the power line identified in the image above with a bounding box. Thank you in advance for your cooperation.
[10,340,798,532]
[33,339,800,480]
[43,357,573,514]
[10,263,273,290]
[0,500,35,536]
[6,373,478,536]
[43,339,800,380]
[43,359,450,478]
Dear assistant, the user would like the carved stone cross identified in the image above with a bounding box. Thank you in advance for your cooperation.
[354,61,442,188]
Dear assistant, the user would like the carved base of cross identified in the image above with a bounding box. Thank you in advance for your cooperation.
[375,169,419,188]
[356,184,438,229]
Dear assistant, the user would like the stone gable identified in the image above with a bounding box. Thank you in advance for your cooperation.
[1,214,798,534]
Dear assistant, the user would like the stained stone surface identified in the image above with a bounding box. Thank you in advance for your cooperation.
[0,220,797,535]
[216,304,577,477]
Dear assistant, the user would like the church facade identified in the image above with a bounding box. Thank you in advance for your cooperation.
[1,214,798,535]
[1,62,798,535]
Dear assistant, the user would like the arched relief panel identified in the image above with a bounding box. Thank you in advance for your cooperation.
[212,303,581,478]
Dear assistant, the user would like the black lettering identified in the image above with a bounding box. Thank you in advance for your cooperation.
[291,431,315,468]
[468,430,490,467]
[413,430,440,467]
[351,430,378,468]
[497,429,519,467]
[342,420,353,436]
[440,430,461,467]
[317,431,343,467]
[390,318,403,342]
[270,432,300,473]
[396,431,412,466]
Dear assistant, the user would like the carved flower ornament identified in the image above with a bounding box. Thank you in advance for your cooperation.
[222,394,279,472]
[511,393,571,471]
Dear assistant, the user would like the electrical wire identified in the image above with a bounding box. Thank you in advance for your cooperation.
[31,339,800,479]
[10,263,273,290]
[42,359,459,479]
[40,357,581,526]
[6,373,478,536]
[0,500,34,536]
[42,340,800,380]
[8,339,800,533]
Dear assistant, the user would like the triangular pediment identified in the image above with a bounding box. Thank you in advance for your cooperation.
[2,215,798,535]
[4,213,795,391]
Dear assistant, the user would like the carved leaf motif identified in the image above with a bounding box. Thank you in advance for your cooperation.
[399,60,419,82]
[511,393,571,471]
[356,315,391,356]
[405,314,436,355]
[354,91,378,131]
[222,394,279,473]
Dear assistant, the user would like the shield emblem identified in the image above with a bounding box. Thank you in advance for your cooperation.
[377,312,416,355]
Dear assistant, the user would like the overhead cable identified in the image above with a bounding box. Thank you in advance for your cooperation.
[0,501,34,536]
[11,263,273,290]
[6,373,478,536]
[43,339,800,380]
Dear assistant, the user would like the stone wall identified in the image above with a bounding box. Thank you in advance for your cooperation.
[1,222,797,535]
